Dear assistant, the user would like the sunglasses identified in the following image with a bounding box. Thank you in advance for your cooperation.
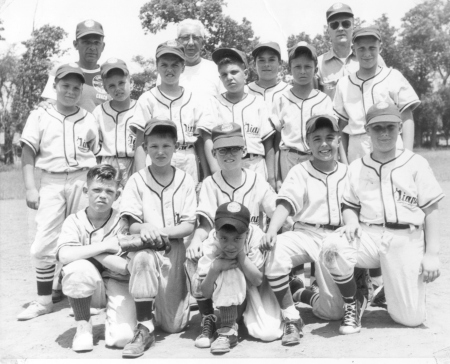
[329,20,352,30]
[215,147,243,156]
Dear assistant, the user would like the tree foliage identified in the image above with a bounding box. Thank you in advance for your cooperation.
[130,55,158,100]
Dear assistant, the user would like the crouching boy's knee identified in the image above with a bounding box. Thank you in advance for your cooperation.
[62,259,103,298]
[128,250,159,300]
[105,323,135,348]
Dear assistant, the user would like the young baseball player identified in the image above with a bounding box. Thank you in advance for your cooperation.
[56,164,135,352]
[261,114,347,346]
[132,40,210,184]
[119,118,197,357]
[271,42,335,183]
[193,202,282,354]
[198,48,276,188]
[93,58,136,188]
[321,102,443,335]
[186,123,278,348]
[18,63,99,321]
[334,25,420,164]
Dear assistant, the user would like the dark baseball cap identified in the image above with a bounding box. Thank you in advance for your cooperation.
[156,40,185,60]
[326,3,354,21]
[212,123,245,149]
[252,42,281,59]
[215,202,250,234]
[76,20,104,39]
[366,102,402,126]
[101,58,129,78]
[144,118,178,138]
[55,63,85,83]
[306,114,339,134]
[212,48,248,69]
[352,26,382,42]
[288,41,317,62]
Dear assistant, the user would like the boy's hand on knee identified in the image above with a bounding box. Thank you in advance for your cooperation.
[338,223,361,243]
[421,252,440,283]
[186,239,203,262]
[140,223,162,248]
[26,188,40,210]
[260,229,277,252]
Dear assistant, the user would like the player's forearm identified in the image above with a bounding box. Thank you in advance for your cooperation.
[192,216,212,244]
[22,145,37,190]
[93,253,128,275]
[401,108,414,151]
[201,266,221,298]
[195,136,212,177]
[338,143,348,165]
[267,200,292,233]
[263,136,276,184]
[58,243,111,265]
[238,253,262,286]
[423,202,440,255]
[201,131,220,174]
[134,130,147,171]
[161,221,195,240]
[274,132,281,182]
[342,206,360,225]
[339,118,349,156]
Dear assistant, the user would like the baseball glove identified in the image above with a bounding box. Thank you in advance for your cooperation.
[119,233,172,254]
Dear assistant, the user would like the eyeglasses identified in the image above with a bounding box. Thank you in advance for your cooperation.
[178,34,202,43]
[329,20,352,30]
[215,147,243,156]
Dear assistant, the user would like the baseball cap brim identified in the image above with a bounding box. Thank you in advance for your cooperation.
[101,65,128,78]
[367,115,402,126]
[306,115,339,134]
[212,48,248,68]
[77,30,104,39]
[56,70,85,83]
[252,43,281,58]
[215,217,248,234]
[353,31,381,42]
[288,45,317,61]
[213,136,245,149]
[144,119,178,138]
[156,49,185,60]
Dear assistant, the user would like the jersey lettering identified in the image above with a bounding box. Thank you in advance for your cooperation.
[245,123,260,135]
[395,188,418,206]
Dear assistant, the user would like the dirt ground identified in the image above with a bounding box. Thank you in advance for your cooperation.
[1,185,450,361]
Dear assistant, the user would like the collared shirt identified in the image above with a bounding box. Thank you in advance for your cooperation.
[41,64,110,113]
[317,48,386,100]
[199,93,275,156]
[20,106,99,173]
[93,100,137,158]
[343,150,444,226]
[247,81,289,111]
[130,86,209,146]
[271,88,334,152]
[334,67,421,135]
[277,160,348,226]
[197,168,277,228]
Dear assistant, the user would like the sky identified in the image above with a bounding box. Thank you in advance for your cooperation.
[0,0,421,73]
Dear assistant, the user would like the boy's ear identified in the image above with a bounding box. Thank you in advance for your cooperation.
[242,146,248,157]
[114,189,121,201]
[175,141,180,150]
[82,185,88,194]
[142,142,147,153]
[73,39,78,50]
[398,122,403,133]
[212,148,217,159]
[244,68,249,80]
[53,82,57,90]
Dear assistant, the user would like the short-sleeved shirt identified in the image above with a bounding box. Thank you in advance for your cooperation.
[247,81,289,112]
[334,67,421,135]
[197,224,266,279]
[120,167,197,236]
[41,64,110,113]
[317,49,386,100]
[130,86,209,146]
[20,106,99,173]
[270,88,334,152]
[93,100,137,158]
[198,93,275,156]
[197,168,277,228]
[56,208,129,280]
[277,160,348,226]
[342,149,444,226]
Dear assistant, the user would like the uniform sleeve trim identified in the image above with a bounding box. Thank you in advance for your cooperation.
[276,196,297,216]
[120,211,143,223]
[342,198,360,209]
[196,211,214,228]
[334,109,349,121]
[261,129,276,141]
[20,139,38,155]
[419,194,445,209]
[399,100,421,113]
[196,126,212,134]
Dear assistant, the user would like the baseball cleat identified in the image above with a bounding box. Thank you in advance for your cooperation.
[52,289,65,303]
[17,301,53,321]
[339,291,367,335]
[370,285,387,309]
[122,324,155,358]
[281,318,303,346]
[210,324,238,354]
[72,319,93,352]
[195,314,217,348]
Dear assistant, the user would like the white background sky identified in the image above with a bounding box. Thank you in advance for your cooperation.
[1,0,420,73]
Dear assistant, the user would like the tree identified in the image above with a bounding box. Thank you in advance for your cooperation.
[130,55,158,99]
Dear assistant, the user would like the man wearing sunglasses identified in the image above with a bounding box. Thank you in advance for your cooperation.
[317,3,385,100]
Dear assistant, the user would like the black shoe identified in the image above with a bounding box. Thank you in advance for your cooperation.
[289,277,304,296]
[371,285,387,309]
[309,279,319,294]
[122,324,155,358]
[281,318,303,346]
[339,291,367,335]
[52,289,64,303]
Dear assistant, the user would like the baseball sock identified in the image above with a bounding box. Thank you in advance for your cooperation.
[135,300,153,322]
[310,262,316,282]
[332,272,357,299]
[295,288,319,307]
[197,298,214,316]
[267,274,293,309]
[36,265,55,297]
[69,296,91,321]
[219,305,237,328]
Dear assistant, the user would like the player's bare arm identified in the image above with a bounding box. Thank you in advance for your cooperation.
[339,206,362,242]
[200,130,220,174]
[237,250,263,286]
[93,253,128,275]
[201,258,239,299]
[186,215,212,261]
[260,200,292,251]
[421,202,441,283]
[263,134,276,190]
[58,237,121,265]
[160,221,195,240]
[400,107,415,151]
[195,136,212,177]
[338,118,349,158]
[130,219,163,248]
[133,130,147,172]
[22,144,39,210]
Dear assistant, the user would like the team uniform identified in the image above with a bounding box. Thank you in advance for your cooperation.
[321,149,444,326]
[92,100,137,187]
[333,67,421,162]
[130,86,210,183]
[41,65,110,113]
[56,208,136,348]
[199,93,275,179]
[192,224,283,341]
[120,166,196,333]
[270,87,334,180]
[247,81,289,112]
[265,160,348,321]
[20,106,99,272]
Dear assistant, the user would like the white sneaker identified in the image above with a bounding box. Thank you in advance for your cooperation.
[17,301,53,321]
[72,320,93,352]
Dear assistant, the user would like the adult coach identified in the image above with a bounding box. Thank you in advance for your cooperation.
[41,20,109,112]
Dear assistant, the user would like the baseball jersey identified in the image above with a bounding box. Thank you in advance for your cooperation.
[56,208,129,280]
[317,50,386,100]
[93,100,137,158]
[247,81,289,111]
[270,88,334,152]
[197,169,277,228]
[130,86,209,146]
[120,167,196,234]
[198,93,275,156]
[41,64,110,113]
[277,160,348,226]
[342,149,444,226]
[20,106,99,173]
[334,67,421,136]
